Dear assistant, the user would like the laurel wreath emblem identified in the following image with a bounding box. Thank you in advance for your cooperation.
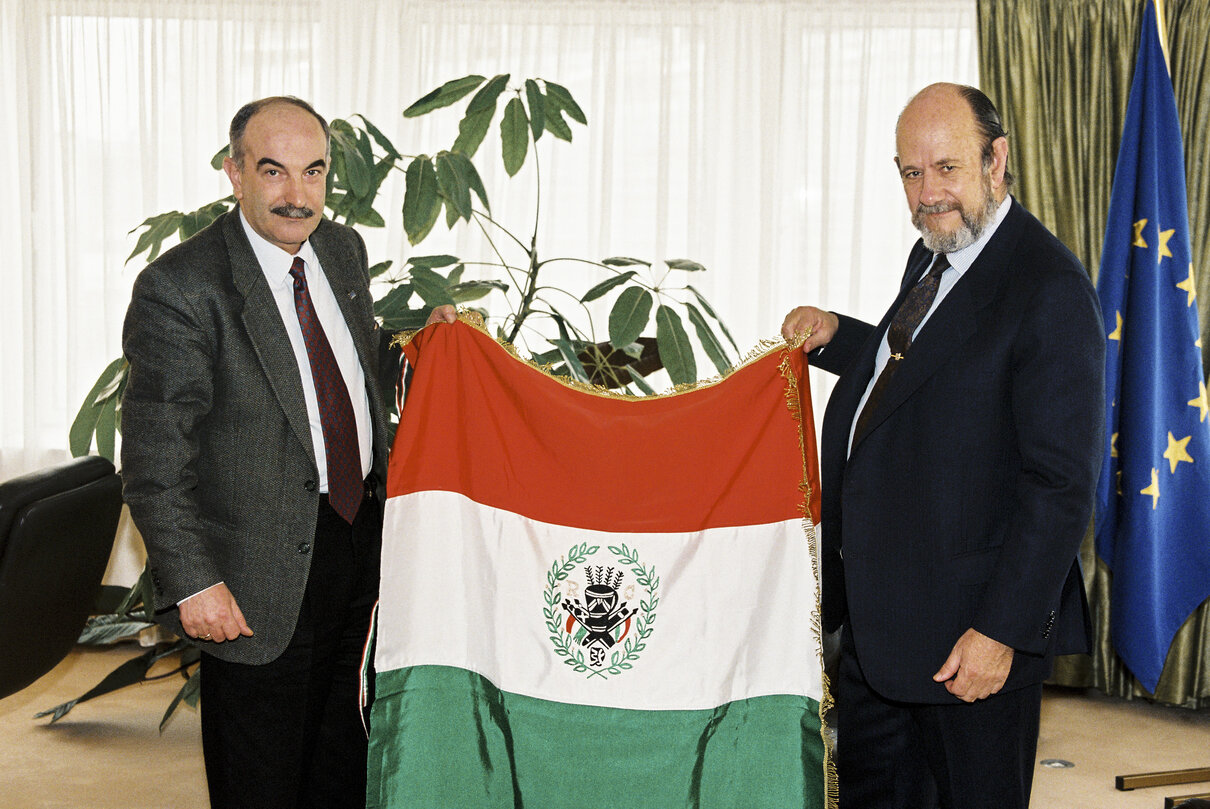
[543,541,660,679]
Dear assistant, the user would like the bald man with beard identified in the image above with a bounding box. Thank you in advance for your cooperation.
[782,84,1104,809]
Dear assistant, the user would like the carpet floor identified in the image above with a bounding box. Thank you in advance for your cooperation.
[1,646,1208,808]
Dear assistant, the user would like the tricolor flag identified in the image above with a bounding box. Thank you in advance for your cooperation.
[368,317,832,808]
[1094,0,1210,694]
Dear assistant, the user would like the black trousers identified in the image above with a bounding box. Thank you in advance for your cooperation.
[836,627,1042,809]
[200,491,381,809]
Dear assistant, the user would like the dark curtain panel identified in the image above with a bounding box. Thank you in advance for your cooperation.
[978,0,1210,709]
[1168,0,1210,373]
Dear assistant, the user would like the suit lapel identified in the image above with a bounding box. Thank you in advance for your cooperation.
[224,211,318,469]
[850,200,1024,451]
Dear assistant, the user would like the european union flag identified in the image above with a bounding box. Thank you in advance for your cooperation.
[1094,0,1210,694]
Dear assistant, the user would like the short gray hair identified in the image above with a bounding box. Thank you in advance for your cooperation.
[228,96,330,168]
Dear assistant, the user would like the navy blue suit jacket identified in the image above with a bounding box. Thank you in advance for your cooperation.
[811,199,1104,704]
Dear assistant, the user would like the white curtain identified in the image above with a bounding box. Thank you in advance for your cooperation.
[1,0,977,480]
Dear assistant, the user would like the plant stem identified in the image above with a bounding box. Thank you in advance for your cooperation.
[532,286,599,342]
[506,141,544,345]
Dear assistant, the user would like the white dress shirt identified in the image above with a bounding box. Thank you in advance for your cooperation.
[240,211,373,489]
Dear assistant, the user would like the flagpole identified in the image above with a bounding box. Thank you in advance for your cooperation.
[1153,0,1172,72]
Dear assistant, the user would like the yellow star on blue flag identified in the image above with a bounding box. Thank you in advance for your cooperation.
[1094,0,1210,694]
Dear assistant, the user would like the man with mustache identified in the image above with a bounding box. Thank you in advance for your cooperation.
[782,83,1104,808]
[121,97,453,808]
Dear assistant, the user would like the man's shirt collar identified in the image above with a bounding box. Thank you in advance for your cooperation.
[238,208,318,290]
[940,194,1013,274]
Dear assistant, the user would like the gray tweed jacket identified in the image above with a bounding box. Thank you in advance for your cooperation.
[120,209,394,665]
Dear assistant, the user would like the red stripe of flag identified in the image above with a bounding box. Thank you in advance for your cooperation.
[390,321,819,533]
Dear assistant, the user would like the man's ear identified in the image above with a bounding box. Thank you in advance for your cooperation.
[989,136,1009,189]
[222,156,244,201]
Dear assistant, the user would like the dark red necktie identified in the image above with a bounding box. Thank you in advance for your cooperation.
[853,253,950,442]
[289,256,362,524]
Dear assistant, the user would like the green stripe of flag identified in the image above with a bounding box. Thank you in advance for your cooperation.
[368,665,826,808]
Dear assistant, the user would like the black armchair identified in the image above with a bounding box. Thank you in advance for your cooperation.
[0,456,123,699]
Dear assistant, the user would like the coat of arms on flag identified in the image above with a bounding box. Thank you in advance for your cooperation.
[368,316,833,808]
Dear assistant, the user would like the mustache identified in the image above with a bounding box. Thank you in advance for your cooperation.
[270,204,315,219]
[915,202,959,216]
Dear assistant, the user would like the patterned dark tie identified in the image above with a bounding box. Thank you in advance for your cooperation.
[289,256,363,524]
[853,253,950,442]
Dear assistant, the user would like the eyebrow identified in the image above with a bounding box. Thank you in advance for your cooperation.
[255,158,327,170]
[898,157,962,173]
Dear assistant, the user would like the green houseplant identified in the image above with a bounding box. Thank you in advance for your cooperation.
[49,76,738,725]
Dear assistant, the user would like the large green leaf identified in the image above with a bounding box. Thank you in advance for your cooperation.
[552,339,591,383]
[70,357,128,457]
[348,205,385,228]
[35,648,159,723]
[354,113,401,159]
[408,266,456,307]
[655,305,697,386]
[127,211,183,264]
[95,395,118,461]
[380,307,432,332]
[450,279,509,303]
[331,126,371,198]
[454,152,490,213]
[685,284,740,354]
[210,144,229,170]
[402,156,441,245]
[78,614,154,645]
[626,366,657,395]
[442,190,461,229]
[354,129,377,192]
[544,80,587,124]
[374,283,416,320]
[525,79,546,140]
[530,348,562,366]
[368,260,393,279]
[403,74,486,117]
[435,153,472,220]
[602,256,652,267]
[116,566,151,616]
[665,258,706,272]
[444,152,477,219]
[580,271,637,303]
[544,108,573,142]
[407,254,460,269]
[466,73,510,113]
[374,283,430,332]
[179,200,231,241]
[686,302,732,375]
[452,106,495,159]
[327,147,349,202]
[93,584,130,614]
[608,287,653,350]
[160,670,201,732]
[500,97,529,177]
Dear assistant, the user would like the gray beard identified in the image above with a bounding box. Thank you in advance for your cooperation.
[912,183,999,254]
